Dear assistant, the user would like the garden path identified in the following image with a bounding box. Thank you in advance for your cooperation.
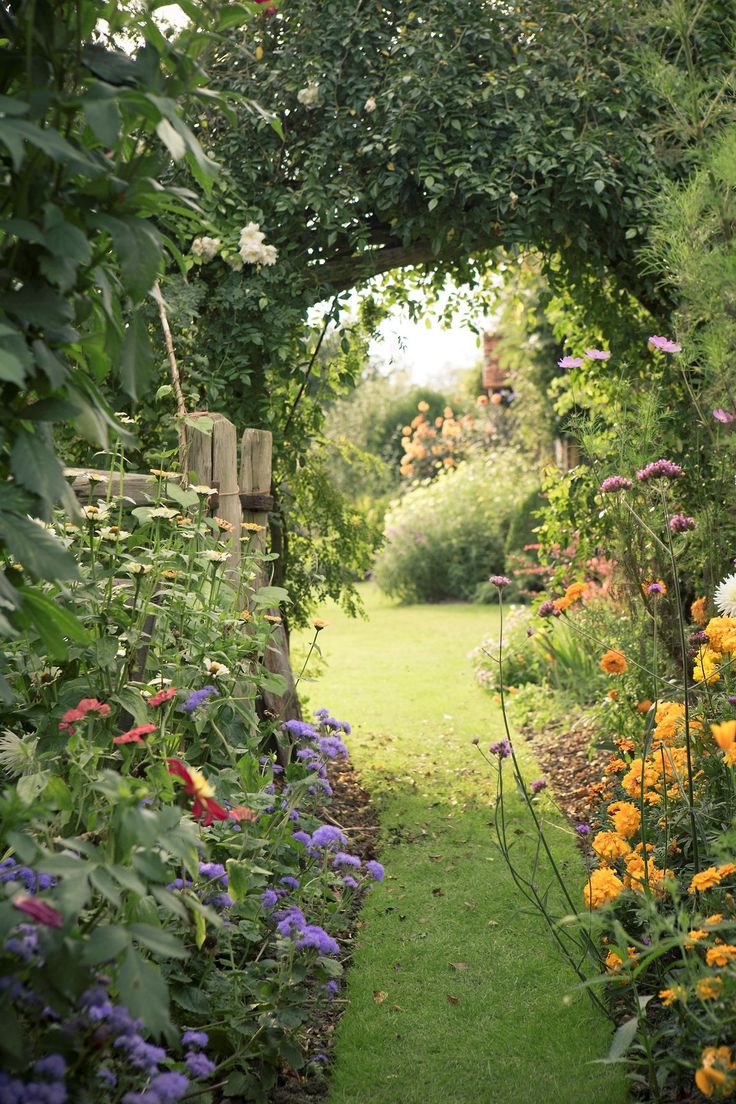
[296,585,628,1104]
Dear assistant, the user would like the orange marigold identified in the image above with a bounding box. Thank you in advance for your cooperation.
[600,649,627,675]
[697,977,723,1001]
[659,986,686,1006]
[706,945,736,968]
[583,867,625,909]
[592,831,631,861]
[607,800,641,839]
[695,1045,736,1098]
[691,596,708,625]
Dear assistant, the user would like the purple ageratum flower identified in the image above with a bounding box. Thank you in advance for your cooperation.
[599,475,633,494]
[185,1051,216,1079]
[365,860,385,882]
[276,905,306,938]
[97,1068,117,1087]
[179,685,218,714]
[314,708,330,721]
[489,738,512,759]
[280,876,300,890]
[558,356,583,368]
[636,459,685,482]
[530,778,547,794]
[181,1031,209,1049]
[584,348,611,360]
[310,825,347,851]
[292,830,312,848]
[648,335,682,353]
[282,719,319,740]
[575,824,592,836]
[342,875,359,889]
[669,514,696,533]
[198,862,227,884]
[260,889,279,910]
[34,1055,67,1079]
[149,1072,190,1103]
[325,979,339,1001]
[295,924,340,956]
[488,575,511,588]
[317,734,348,759]
[332,852,361,869]
[728,695,736,706]
[713,408,735,424]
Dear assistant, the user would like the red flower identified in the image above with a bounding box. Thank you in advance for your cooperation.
[229,805,259,823]
[166,758,228,826]
[113,724,157,745]
[13,895,64,928]
[148,687,178,708]
[59,698,111,734]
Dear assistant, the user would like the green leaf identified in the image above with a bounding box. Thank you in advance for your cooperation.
[1,519,79,581]
[81,924,130,965]
[83,85,122,146]
[120,311,154,400]
[117,946,172,1034]
[16,771,51,805]
[95,215,162,301]
[109,863,147,896]
[593,179,605,195]
[110,687,148,726]
[43,776,73,811]
[603,1016,639,1063]
[129,922,188,959]
[165,481,199,508]
[32,340,68,388]
[11,426,68,501]
[90,866,122,906]
[0,322,32,386]
[253,585,290,607]
[156,118,187,160]
[18,588,89,658]
[225,859,252,904]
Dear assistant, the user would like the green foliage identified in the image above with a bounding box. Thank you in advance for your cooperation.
[0,0,252,659]
[374,451,537,603]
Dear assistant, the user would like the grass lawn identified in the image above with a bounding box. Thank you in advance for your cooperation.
[295,584,628,1104]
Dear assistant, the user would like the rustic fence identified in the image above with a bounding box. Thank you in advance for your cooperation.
[68,413,301,725]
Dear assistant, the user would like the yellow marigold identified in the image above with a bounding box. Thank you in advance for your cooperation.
[690,867,724,894]
[697,977,723,1000]
[694,647,722,685]
[616,737,635,754]
[659,986,686,1006]
[691,596,709,625]
[707,945,736,968]
[605,950,623,973]
[417,401,430,413]
[607,689,618,700]
[706,914,725,926]
[687,929,709,943]
[600,649,627,675]
[705,617,736,651]
[553,595,573,612]
[621,757,660,799]
[653,701,685,745]
[564,582,587,603]
[695,1046,736,1098]
[592,831,631,861]
[583,867,625,909]
[607,800,641,839]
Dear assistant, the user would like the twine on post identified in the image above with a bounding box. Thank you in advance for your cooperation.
[152,281,189,477]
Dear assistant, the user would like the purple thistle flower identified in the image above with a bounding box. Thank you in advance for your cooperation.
[179,685,218,714]
[648,335,681,353]
[713,408,735,424]
[488,574,511,588]
[558,355,583,368]
[584,348,611,360]
[669,514,696,533]
[636,459,684,482]
[530,778,547,794]
[489,738,512,758]
[599,475,633,494]
[365,860,385,882]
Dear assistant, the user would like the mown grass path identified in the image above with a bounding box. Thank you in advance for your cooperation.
[297,586,627,1104]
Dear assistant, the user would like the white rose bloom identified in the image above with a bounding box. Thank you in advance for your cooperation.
[297,83,319,107]
[364,96,377,113]
[260,243,278,266]
[238,222,278,266]
[191,236,221,262]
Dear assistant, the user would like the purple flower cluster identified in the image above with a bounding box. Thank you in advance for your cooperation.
[530,778,547,794]
[178,685,218,714]
[317,734,348,759]
[599,475,633,494]
[489,738,512,759]
[689,631,709,646]
[315,709,351,734]
[310,825,347,852]
[332,852,361,870]
[537,600,560,619]
[488,575,511,588]
[575,824,592,836]
[669,513,696,533]
[282,719,319,740]
[365,861,384,882]
[0,857,55,893]
[636,459,684,482]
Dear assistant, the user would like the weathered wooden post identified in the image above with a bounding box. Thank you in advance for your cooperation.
[184,413,242,575]
[239,428,301,725]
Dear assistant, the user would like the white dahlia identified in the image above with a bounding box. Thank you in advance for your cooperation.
[714,573,736,618]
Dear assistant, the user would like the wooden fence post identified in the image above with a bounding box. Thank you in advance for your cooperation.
[184,413,242,575]
[239,428,301,726]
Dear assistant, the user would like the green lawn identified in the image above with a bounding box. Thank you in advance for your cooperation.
[296,585,628,1104]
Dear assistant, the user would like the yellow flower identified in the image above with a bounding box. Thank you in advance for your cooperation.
[706,945,736,968]
[636,699,653,714]
[564,581,587,603]
[712,722,736,767]
[691,596,709,625]
[695,1046,736,1098]
[686,929,709,943]
[659,986,686,1006]
[600,649,627,675]
[607,801,641,839]
[605,950,623,972]
[188,767,215,801]
[312,618,329,631]
[242,522,267,533]
[264,614,282,624]
[622,757,660,799]
[697,977,723,1000]
[592,831,631,861]
[689,865,736,894]
[705,617,736,651]
[694,647,722,684]
[583,868,625,909]
[240,609,253,622]
[214,516,235,532]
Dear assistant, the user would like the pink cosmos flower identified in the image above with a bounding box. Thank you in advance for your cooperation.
[648,335,681,353]
[713,409,735,424]
[584,349,611,360]
[13,895,63,928]
[557,356,583,369]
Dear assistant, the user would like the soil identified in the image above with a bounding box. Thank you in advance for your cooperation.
[270,757,378,1104]
[520,711,606,827]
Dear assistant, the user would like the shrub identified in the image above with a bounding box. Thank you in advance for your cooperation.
[374,450,538,603]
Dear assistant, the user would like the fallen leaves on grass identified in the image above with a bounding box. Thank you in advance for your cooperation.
[373,991,388,1004]
[450,962,470,971]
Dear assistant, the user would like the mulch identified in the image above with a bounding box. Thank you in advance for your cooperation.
[520,711,607,828]
[270,758,378,1103]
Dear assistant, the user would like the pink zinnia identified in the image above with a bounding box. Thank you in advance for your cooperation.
[584,349,611,360]
[13,895,63,928]
[648,335,681,353]
[148,687,178,708]
[59,698,110,734]
[557,356,583,369]
[113,723,157,745]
